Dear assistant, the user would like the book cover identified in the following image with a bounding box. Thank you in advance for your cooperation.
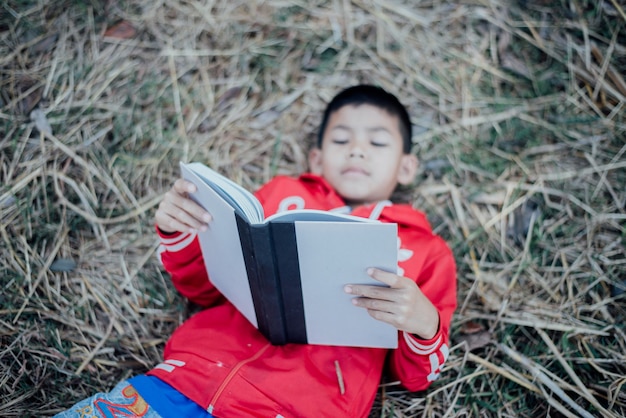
[180,162,399,348]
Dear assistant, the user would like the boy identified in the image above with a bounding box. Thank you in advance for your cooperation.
[56,85,457,417]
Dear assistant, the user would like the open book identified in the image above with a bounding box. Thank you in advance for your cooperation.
[180,162,398,348]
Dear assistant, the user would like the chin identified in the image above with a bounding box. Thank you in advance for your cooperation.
[342,195,373,206]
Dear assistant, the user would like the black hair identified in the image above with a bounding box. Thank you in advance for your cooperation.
[317,85,412,153]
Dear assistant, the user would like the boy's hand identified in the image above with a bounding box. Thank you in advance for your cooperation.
[155,179,212,233]
[345,268,439,340]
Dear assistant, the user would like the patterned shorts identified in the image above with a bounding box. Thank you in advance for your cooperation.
[53,379,160,418]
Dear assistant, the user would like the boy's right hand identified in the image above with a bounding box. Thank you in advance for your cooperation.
[155,179,213,234]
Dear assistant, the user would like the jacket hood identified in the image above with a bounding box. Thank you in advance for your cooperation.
[299,173,433,234]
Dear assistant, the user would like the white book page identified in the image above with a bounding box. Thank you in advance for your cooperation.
[183,162,264,223]
[265,209,379,223]
[180,164,258,327]
[295,222,398,348]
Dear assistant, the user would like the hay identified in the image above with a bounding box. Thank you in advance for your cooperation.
[1,0,624,416]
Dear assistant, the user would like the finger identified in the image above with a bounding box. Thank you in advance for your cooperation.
[176,195,212,224]
[169,180,213,224]
[162,185,212,223]
[173,178,197,195]
[367,268,403,287]
[170,200,211,231]
[344,284,396,302]
[351,296,396,314]
[157,200,210,233]
[364,309,397,327]
[156,202,198,233]
[354,299,414,331]
[349,302,400,328]
[157,213,202,234]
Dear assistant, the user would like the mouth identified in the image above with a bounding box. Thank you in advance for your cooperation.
[341,167,369,177]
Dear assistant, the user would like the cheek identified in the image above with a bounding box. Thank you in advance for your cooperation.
[322,155,342,171]
[310,164,323,175]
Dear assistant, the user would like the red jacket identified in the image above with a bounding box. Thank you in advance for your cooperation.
[149,174,457,418]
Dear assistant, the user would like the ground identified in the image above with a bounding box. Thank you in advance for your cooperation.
[1,1,625,417]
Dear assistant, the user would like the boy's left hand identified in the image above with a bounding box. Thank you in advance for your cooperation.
[345,268,439,340]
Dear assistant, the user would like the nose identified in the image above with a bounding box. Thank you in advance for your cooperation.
[348,143,365,158]
[349,149,364,158]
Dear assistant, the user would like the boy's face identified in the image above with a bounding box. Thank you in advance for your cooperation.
[309,104,418,206]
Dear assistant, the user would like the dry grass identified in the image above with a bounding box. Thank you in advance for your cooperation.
[1,0,625,417]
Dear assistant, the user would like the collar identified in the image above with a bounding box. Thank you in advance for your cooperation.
[298,173,432,232]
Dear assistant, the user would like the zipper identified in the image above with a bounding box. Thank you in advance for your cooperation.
[208,342,271,412]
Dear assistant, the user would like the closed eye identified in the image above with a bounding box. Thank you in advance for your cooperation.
[331,139,349,144]
[371,141,388,147]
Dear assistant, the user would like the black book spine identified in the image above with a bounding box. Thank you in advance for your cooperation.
[270,222,307,344]
[236,214,287,345]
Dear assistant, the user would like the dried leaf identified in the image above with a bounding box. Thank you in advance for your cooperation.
[507,198,541,246]
[457,330,492,351]
[15,79,42,114]
[460,320,485,334]
[216,87,243,110]
[249,110,280,129]
[611,280,626,297]
[422,158,451,179]
[501,55,532,79]
[50,258,77,272]
[30,108,52,135]
[0,196,16,207]
[30,34,58,54]
[104,21,136,40]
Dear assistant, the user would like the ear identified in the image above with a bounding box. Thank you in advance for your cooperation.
[397,154,418,185]
[308,148,324,175]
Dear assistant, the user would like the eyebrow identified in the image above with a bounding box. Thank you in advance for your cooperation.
[330,125,392,135]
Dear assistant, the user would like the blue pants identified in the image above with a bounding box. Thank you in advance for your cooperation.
[54,375,214,418]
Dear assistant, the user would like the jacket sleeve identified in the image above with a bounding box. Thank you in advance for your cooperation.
[156,177,285,307]
[386,239,457,392]
[157,228,224,307]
